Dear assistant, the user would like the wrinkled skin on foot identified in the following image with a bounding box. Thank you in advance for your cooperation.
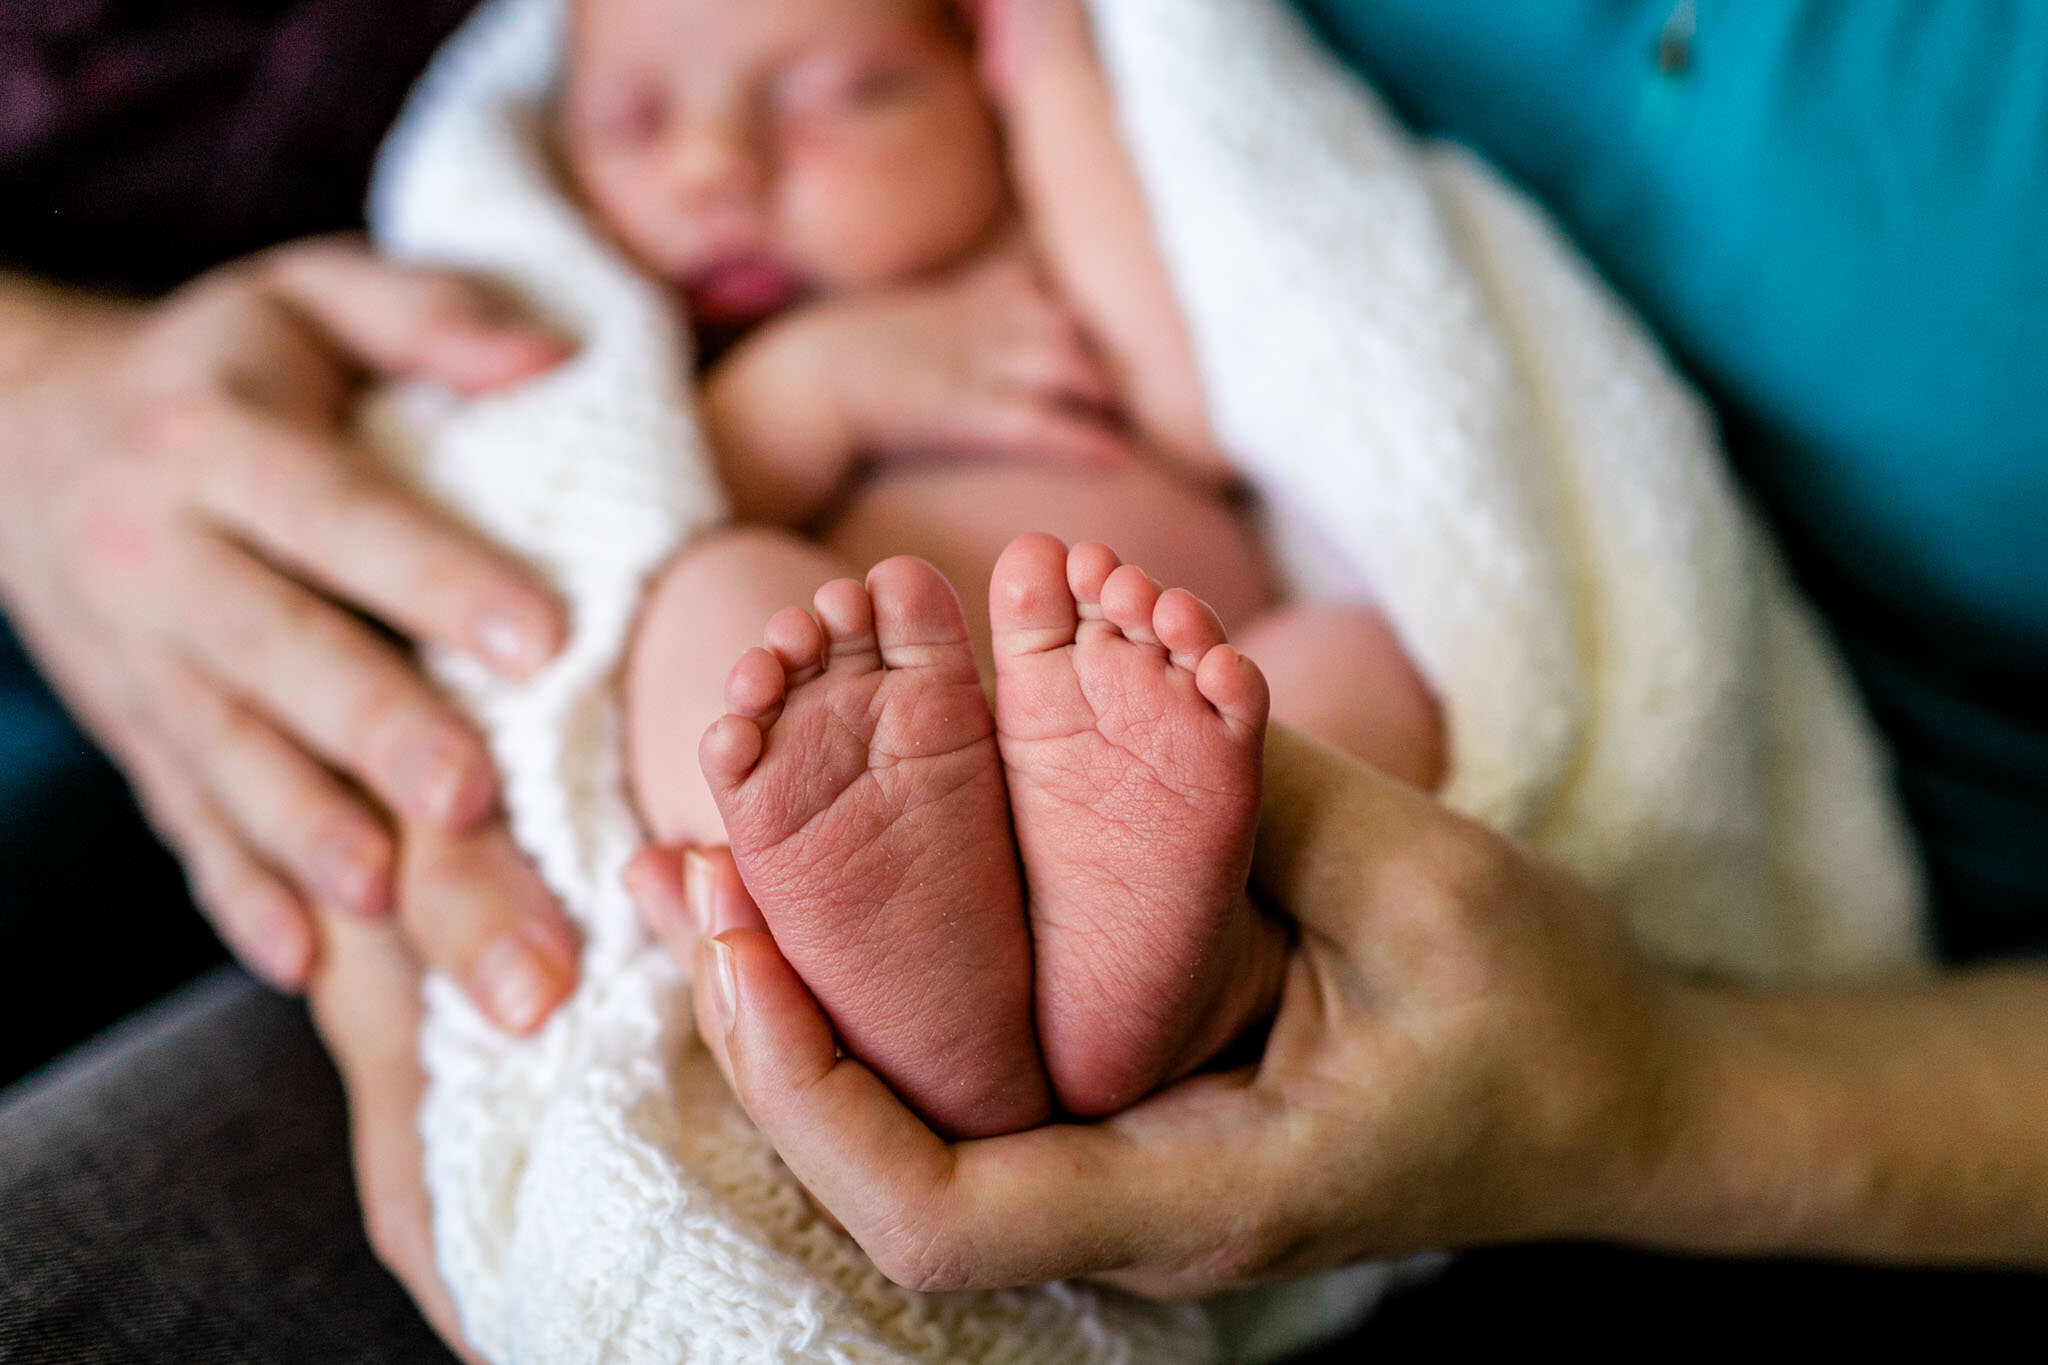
[992,533,1287,1115]
[700,555,1051,1138]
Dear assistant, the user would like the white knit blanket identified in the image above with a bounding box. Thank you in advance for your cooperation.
[365,0,1928,1360]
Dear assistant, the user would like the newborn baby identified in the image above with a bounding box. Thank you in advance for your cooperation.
[563,0,1443,1134]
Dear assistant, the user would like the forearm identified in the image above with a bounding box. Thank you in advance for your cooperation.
[701,321,859,526]
[998,4,1223,477]
[1631,968,2048,1267]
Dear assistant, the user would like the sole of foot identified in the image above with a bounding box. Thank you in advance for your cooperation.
[991,532,1282,1116]
[701,555,1050,1138]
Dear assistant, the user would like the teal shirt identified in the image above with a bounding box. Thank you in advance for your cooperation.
[1296,0,2048,958]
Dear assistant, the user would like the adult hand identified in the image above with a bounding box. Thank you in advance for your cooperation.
[648,728,1689,1296]
[307,818,572,1364]
[0,239,577,1022]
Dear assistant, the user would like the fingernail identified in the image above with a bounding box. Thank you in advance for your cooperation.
[707,939,737,1034]
[252,909,314,988]
[682,849,714,937]
[476,934,562,1034]
[477,603,550,677]
[398,741,470,826]
[318,833,388,915]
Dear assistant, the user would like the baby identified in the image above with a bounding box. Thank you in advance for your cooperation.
[561,0,1444,1134]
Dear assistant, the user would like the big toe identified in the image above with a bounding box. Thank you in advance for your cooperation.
[866,556,976,673]
[990,533,1079,658]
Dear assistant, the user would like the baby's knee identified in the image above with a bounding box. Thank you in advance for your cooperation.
[1238,602,1446,790]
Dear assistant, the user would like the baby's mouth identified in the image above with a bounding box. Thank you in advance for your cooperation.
[682,254,807,325]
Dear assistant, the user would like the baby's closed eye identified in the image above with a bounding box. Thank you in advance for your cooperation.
[569,84,668,148]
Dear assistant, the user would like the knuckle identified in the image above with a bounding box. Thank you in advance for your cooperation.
[1407,821,1512,923]
[128,391,216,461]
[346,675,428,752]
[870,1219,968,1294]
[66,493,161,589]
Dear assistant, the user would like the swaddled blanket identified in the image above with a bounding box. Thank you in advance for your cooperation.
[365,0,1928,1360]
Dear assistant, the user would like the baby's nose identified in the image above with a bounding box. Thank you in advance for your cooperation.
[672,118,765,214]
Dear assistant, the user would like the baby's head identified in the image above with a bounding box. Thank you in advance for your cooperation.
[561,0,1008,328]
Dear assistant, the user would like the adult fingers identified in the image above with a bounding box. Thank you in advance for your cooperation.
[155,532,498,830]
[626,844,768,963]
[714,927,1252,1292]
[624,845,766,1089]
[120,729,316,988]
[307,904,483,1364]
[174,401,563,679]
[264,238,573,396]
[397,818,581,1034]
[144,655,394,916]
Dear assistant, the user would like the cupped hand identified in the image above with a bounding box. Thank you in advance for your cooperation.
[0,238,577,1018]
[645,730,1694,1297]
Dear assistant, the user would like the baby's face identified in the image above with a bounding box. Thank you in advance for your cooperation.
[562,0,1009,327]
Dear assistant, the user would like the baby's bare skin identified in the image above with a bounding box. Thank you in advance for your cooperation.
[700,558,1049,1137]
[589,0,1441,1131]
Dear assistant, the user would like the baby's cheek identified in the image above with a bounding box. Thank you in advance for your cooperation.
[779,132,1007,288]
[575,158,692,278]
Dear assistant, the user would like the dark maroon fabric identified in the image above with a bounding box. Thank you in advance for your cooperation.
[0,0,479,294]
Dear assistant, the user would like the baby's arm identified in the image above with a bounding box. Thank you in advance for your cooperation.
[702,251,1131,526]
[701,316,866,527]
[983,0,1225,478]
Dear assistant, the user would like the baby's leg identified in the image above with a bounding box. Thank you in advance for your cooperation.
[627,527,853,845]
[823,455,1273,679]
[699,557,1051,1137]
[1237,604,1447,792]
[991,535,1289,1116]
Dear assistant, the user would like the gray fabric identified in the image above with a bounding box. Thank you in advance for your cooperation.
[0,968,460,1364]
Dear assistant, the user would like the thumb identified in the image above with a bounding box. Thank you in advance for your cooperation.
[264,236,573,395]
[1252,724,1449,946]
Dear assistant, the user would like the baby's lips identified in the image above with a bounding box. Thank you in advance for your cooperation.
[683,255,806,324]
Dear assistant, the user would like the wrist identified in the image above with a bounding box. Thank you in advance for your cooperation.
[1589,980,1859,1257]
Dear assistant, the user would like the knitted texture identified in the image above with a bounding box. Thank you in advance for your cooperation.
[363,0,1928,1361]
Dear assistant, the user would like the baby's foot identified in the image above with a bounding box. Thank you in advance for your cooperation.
[702,556,1050,1138]
[991,534,1285,1116]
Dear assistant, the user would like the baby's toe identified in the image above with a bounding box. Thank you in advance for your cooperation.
[1065,541,1121,619]
[699,713,767,789]
[763,606,826,684]
[1101,564,1164,646]
[1195,644,1271,735]
[813,578,879,670]
[1152,588,1227,673]
[867,555,976,674]
[991,533,1079,658]
[724,646,789,720]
